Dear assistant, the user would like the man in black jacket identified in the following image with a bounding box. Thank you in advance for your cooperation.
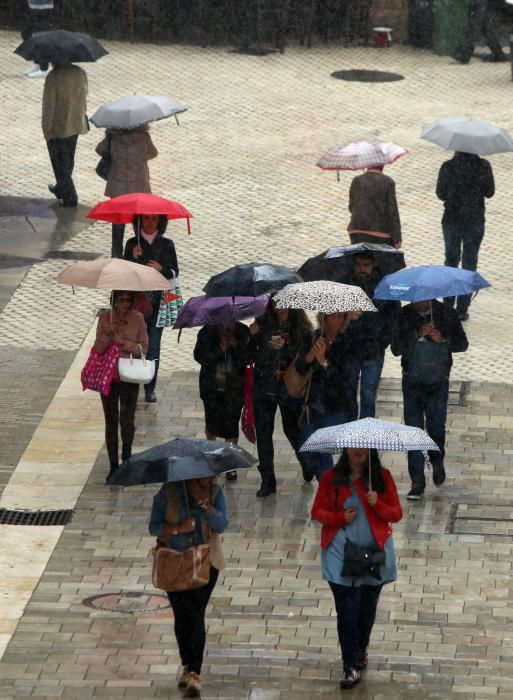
[436,151,495,320]
[392,299,468,501]
[343,253,399,419]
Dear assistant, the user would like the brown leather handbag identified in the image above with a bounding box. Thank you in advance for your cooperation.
[151,484,211,592]
[283,355,312,399]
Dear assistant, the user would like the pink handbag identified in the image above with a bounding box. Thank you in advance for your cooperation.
[81,342,120,397]
[241,364,256,444]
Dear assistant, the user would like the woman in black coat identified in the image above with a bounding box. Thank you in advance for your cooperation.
[194,322,249,481]
[124,214,179,403]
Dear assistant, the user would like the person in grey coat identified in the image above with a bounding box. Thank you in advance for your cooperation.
[455,0,507,63]
[96,126,158,257]
[347,166,402,248]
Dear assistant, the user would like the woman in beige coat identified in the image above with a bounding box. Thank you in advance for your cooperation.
[96,126,158,257]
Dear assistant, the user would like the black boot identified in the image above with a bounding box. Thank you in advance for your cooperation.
[256,481,276,498]
[121,445,132,462]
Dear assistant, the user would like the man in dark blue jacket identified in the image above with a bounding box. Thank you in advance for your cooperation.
[436,151,495,320]
[392,300,468,501]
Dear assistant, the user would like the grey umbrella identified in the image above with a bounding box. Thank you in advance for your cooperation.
[421,117,513,156]
[90,95,188,129]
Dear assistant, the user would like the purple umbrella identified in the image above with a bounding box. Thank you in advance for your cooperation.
[173,294,269,330]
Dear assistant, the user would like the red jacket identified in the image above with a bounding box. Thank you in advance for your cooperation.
[311,468,403,551]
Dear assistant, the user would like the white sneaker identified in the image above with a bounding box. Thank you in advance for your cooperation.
[25,63,39,75]
[28,68,49,79]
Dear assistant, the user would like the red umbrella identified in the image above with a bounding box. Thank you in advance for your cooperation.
[87,193,192,234]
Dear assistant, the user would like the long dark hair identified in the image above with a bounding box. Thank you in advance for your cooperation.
[333,448,386,493]
[132,214,168,236]
[258,299,313,345]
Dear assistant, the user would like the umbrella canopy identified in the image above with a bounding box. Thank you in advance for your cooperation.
[107,438,258,486]
[57,258,170,291]
[203,263,301,298]
[373,265,491,302]
[297,243,405,282]
[273,280,376,314]
[317,140,407,172]
[90,94,187,129]
[421,117,513,156]
[300,418,439,454]
[173,294,269,330]
[15,30,108,64]
[87,193,192,233]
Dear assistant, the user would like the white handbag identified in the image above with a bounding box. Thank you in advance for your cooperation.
[118,345,156,385]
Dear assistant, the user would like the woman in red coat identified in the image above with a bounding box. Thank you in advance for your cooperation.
[311,447,402,690]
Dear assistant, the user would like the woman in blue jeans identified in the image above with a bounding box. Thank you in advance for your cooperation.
[311,448,402,689]
[295,311,359,480]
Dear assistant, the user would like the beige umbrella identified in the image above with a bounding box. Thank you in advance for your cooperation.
[56,258,170,291]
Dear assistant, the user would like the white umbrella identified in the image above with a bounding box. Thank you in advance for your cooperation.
[273,280,376,313]
[56,258,170,291]
[317,140,407,175]
[421,117,513,156]
[90,94,187,129]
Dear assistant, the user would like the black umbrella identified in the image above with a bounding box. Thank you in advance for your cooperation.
[107,438,258,486]
[297,243,405,282]
[203,262,302,297]
[15,30,108,65]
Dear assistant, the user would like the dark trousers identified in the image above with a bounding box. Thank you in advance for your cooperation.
[402,378,449,487]
[443,220,484,314]
[253,393,308,486]
[299,408,348,481]
[457,0,503,60]
[46,135,79,206]
[111,224,125,258]
[144,305,164,393]
[329,582,382,672]
[167,567,219,675]
[346,353,385,420]
[100,381,139,467]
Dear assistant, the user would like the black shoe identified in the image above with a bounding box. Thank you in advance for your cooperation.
[225,470,238,481]
[355,650,368,671]
[454,52,470,64]
[407,483,425,501]
[300,463,314,483]
[256,482,276,498]
[340,668,361,690]
[432,462,446,487]
[482,53,508,63]
[48,184,62,199]
[145,391,157,403]
[458,311,469,321]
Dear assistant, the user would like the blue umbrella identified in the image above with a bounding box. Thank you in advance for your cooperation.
[373,265,490,302]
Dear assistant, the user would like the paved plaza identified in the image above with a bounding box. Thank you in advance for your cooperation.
[0,29,513,699]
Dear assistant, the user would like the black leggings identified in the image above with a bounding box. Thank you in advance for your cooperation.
[100,381,139,466]
[167,567,219,674]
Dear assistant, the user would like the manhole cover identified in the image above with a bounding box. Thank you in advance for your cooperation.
[331,69,405,82]
[0,508,73,526]
[83,591,172,615]
[44,250,100,261]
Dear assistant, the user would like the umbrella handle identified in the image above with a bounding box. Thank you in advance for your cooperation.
[368,451,372,492]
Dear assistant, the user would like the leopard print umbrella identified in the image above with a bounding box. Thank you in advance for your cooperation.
[273,280,376,313]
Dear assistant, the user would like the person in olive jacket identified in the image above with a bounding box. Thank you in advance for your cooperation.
[124,213,179,403]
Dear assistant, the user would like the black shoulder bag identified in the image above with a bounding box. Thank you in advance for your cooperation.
[96,134,111,181]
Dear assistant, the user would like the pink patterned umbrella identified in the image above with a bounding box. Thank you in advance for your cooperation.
[317,140,407,174]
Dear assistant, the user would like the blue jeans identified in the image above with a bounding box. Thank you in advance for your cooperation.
[328,582,382,672]
[145,305,164,393]
[347,353,385,420]
[299,408,347,481]
[443,221,484,314]
[402,377,449,487]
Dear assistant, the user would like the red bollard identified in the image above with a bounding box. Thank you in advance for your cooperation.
[373,27,393,48]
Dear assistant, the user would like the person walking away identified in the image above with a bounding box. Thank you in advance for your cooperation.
[149,475,228,698]
[342,253,399,419]
[124,213,179,403]
[295,311,359,481]
[95,126,158,258]
[391,299,468,500]
[43,62,88,207]
[311,447,402,689]
[22,0,54,78]
[193,322,249,483]
[249,298,313,497]
[94,290,148,482]
[436,151,495,320]
[455,0,507,63]
[347,166,402,248]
